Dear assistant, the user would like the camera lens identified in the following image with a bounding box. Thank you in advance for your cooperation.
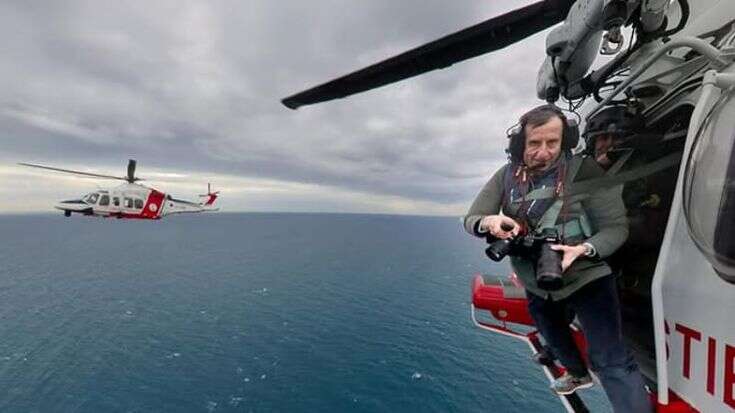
[486,238,513,261]
[536,243,564,290]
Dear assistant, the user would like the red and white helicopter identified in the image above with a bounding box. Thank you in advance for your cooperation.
[20,159,219,219]
[283,0,735,411]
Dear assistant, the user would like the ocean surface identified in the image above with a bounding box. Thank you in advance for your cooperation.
[0,213,612,412]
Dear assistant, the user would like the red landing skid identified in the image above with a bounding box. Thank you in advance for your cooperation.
[470,274,697,413]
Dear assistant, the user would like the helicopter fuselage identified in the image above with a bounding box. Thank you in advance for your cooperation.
[55,183,216,219]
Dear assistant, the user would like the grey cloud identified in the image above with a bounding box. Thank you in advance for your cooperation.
[0,1,555,213]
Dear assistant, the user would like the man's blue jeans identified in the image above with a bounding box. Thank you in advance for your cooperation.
[526,275,653,413]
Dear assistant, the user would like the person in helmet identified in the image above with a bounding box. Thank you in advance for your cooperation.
[585,105,677,307]
[584,105,654,209]
[584,105,644,170]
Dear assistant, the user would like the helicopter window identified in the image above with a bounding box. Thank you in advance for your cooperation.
[124,197,134,208]
[84,193,99,204]
[714,143,735,279]
[684,93,735,283]
[99,195,110,206]
[134,199,144,209]
[113,197,119,207]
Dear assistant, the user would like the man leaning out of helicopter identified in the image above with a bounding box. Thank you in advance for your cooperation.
[463,104,652,412]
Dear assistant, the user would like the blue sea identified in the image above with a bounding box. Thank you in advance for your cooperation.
[0,213,612,412]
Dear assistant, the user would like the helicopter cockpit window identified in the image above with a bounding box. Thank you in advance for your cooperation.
[134,199,144,209]
[124,197,134,208]
[684,93,735,283]
[99,194,110,206]
[84,193,99,204]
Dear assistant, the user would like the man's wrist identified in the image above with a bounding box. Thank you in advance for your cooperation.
[582,242,597,257]
[477,215,494,234]
[476,220,489,234]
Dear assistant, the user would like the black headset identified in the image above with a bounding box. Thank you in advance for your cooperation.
[506,104,580,163]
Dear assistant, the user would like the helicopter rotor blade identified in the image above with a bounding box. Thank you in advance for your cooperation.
[282,0,574,109]
[19,163,129,181]
[127,159,139,183]
[199,183,220,196]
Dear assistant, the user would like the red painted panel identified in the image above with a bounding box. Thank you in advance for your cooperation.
[654,391,699,412]
[675,323,702,380]
[726,344,735,409]
[141,190,165,219]
[204,193,218,206]
[570,327,589,366]
[471,274,535,327]
[708,337,717,396]
[472,275,591,367]
[117,212,156,220]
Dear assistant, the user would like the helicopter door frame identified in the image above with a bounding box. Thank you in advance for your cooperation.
[96,192,111,216]
[583,36,735,408]
[651,69,734,408]
[648,69,735,411]
[109,191,122,217]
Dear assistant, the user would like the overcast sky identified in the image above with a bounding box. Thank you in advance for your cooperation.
[0,1,555,215]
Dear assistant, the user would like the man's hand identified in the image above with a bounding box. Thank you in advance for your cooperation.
[480,215,520,239]
[550,244,588,272]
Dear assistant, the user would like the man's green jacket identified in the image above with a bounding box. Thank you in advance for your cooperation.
[464,155,628,300]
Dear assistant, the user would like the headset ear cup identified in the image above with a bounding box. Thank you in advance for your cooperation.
[509,130,524,162]
[506,123,524,162]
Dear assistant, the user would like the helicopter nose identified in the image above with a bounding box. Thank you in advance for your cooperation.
[54,199,88,211]
[58,199,85,205]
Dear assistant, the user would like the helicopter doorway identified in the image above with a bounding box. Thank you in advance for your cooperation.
[609,105,692,386]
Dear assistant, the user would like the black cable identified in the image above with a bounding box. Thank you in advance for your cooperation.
[594,80,629,104]
[551,55,563,103]
[590,13,648,103]
[660,0,690,39]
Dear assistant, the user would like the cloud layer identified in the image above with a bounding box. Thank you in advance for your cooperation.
[1,1,552,215]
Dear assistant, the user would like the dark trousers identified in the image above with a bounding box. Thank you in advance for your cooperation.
[526,275,653,413]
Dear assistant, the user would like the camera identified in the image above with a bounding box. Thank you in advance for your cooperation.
[485,227,564,291]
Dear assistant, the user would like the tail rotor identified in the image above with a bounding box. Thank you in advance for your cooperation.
[199,183,219,206]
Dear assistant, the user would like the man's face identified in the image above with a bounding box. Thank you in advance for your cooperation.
[594,134,614,168]
[523,116,563,172]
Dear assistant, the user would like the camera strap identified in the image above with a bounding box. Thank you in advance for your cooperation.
[533,156,584,235]
[515,151,681,203]
[519,151,681,240]
[604,148,634,175]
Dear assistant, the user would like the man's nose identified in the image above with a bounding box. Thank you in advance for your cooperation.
[536,146,553,159]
